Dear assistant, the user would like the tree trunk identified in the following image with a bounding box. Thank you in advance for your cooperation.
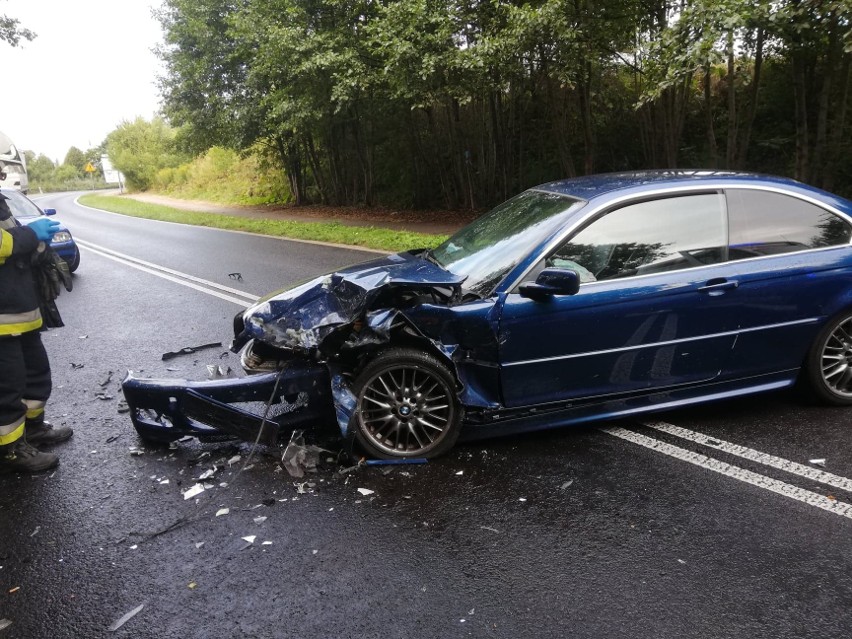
[704,63,718,167]
[726,30,737,169]
[792,52,810,181]
[736,27,764,167]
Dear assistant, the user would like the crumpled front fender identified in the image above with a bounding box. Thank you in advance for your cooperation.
[121,360,338,446]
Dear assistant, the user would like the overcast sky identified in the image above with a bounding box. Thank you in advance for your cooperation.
[3,0,164,163]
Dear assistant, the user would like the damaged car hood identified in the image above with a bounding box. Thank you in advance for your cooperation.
[234,251,465,355]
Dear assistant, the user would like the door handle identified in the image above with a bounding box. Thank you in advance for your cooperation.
[698,278,739,295]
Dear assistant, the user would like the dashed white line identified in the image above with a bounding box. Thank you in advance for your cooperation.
[643,420,852,494]
[601,425,852,520]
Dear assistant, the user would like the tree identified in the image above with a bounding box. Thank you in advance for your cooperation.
[106,117,186,191]
[27,154,56,184]
[63,147,87,177]
[0,13,34,47]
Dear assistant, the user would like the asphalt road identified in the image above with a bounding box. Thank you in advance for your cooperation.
[1,192,852,638]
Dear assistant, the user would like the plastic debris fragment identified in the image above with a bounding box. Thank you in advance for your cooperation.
[161,342,222,361]
[357,488,375,496]
[0,619,11,631]
[183,484,206,500]
[242,536,256,544]
[195,542,205,549]
[281,430,323,478]
[364,458,428,466]
[197,468,217,481]
[560,480,574,490]
[262,541,273,546]
[107,604,144,632]
[227,455,241,467]
[216,508,230,517]
[810,458,827,467]
[253,516,267,525]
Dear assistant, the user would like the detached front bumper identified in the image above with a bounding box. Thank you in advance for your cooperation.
[121,360,339,446]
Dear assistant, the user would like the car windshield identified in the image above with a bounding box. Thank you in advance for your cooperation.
[430,190,582,296]
[1,190,42,219]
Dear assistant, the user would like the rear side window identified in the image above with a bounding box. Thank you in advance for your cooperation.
[727,189,852,260]
[548,193,727,281]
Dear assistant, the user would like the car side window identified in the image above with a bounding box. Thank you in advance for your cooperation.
[726,189,852,260]
[546,193,727,281]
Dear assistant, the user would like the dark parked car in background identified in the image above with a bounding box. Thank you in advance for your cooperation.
[123,170,852,458]
[2,188,80,272]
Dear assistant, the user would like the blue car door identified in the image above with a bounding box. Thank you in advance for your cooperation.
[498,192,741,408]
[718,188,852,378]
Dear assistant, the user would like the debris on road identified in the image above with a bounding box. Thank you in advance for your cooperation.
[560,480,574,490]
[809,458,827,467]
[100,371,114,387]
[281,430,324,478]
[0,619,11,631]
[107,603,144,632]
[357,488,375,496]
[161,342,223,361]
[183,484,206,500]
[363,458,428,466]
[215,508,230,517]
[228,272,242,281]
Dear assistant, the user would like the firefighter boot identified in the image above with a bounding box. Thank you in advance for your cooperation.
[26,419,73,447]
[0,440,59,473]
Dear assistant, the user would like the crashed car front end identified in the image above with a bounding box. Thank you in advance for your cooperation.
[121,250,496,451]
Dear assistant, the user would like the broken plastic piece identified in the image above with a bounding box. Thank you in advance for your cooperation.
[281,430,322,478]
[357,488,375,496]
[242,535,256,544]
[183,484,206,500]
[107,603,144,632]
[215,508,229,516]
[0,619,11,631]
[161,342,222,361]
[810,458,827,467]
[364,458,428,466]
[253,516,267,524]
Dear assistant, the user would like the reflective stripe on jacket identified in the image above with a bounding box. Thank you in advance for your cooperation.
[0,208,42,336]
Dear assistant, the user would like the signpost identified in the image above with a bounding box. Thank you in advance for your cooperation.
[100,155,124,193]
[85,162,96,190]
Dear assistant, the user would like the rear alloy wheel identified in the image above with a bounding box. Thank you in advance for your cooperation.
[805,310,852,405]
[353,348,462,459]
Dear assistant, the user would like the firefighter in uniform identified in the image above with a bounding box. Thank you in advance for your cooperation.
[0,184,74,473]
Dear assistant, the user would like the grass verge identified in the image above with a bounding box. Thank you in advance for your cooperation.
[77,194,448,253]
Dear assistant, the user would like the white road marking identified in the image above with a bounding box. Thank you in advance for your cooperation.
[601,425,852,520]
[643,421,852,494]
[76,239,259,308]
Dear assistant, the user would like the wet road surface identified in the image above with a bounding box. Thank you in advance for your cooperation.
[1,193,851,638]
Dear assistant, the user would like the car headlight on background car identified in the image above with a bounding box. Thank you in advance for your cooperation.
[51,232,72,243]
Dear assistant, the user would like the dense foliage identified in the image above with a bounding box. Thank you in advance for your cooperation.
[155,0,852,209]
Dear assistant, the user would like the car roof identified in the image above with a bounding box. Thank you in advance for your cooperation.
[532,170,852,212]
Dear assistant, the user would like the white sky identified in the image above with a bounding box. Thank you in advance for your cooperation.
[2,0,164,163]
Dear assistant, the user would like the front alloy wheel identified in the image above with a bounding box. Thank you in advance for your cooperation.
[353,348,462,458]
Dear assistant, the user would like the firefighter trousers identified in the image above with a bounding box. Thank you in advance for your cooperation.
[0,330,51,446]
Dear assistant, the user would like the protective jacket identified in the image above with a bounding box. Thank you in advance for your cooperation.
[0,195,41,336]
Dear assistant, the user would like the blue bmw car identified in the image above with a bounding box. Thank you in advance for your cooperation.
[2,188,80,272]
[123,170,852,458]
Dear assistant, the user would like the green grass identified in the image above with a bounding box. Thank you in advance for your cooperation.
[77,194,448,253]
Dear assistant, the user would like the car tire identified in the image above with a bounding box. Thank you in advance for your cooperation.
[67,248,80,273]
[352,347,463,459]
[803,309,852,406]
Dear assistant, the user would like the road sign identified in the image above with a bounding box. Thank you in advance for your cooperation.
[84,162,96,173]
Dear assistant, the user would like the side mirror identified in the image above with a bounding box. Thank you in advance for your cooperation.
[519,268,581,300]
[43,208,56,216]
